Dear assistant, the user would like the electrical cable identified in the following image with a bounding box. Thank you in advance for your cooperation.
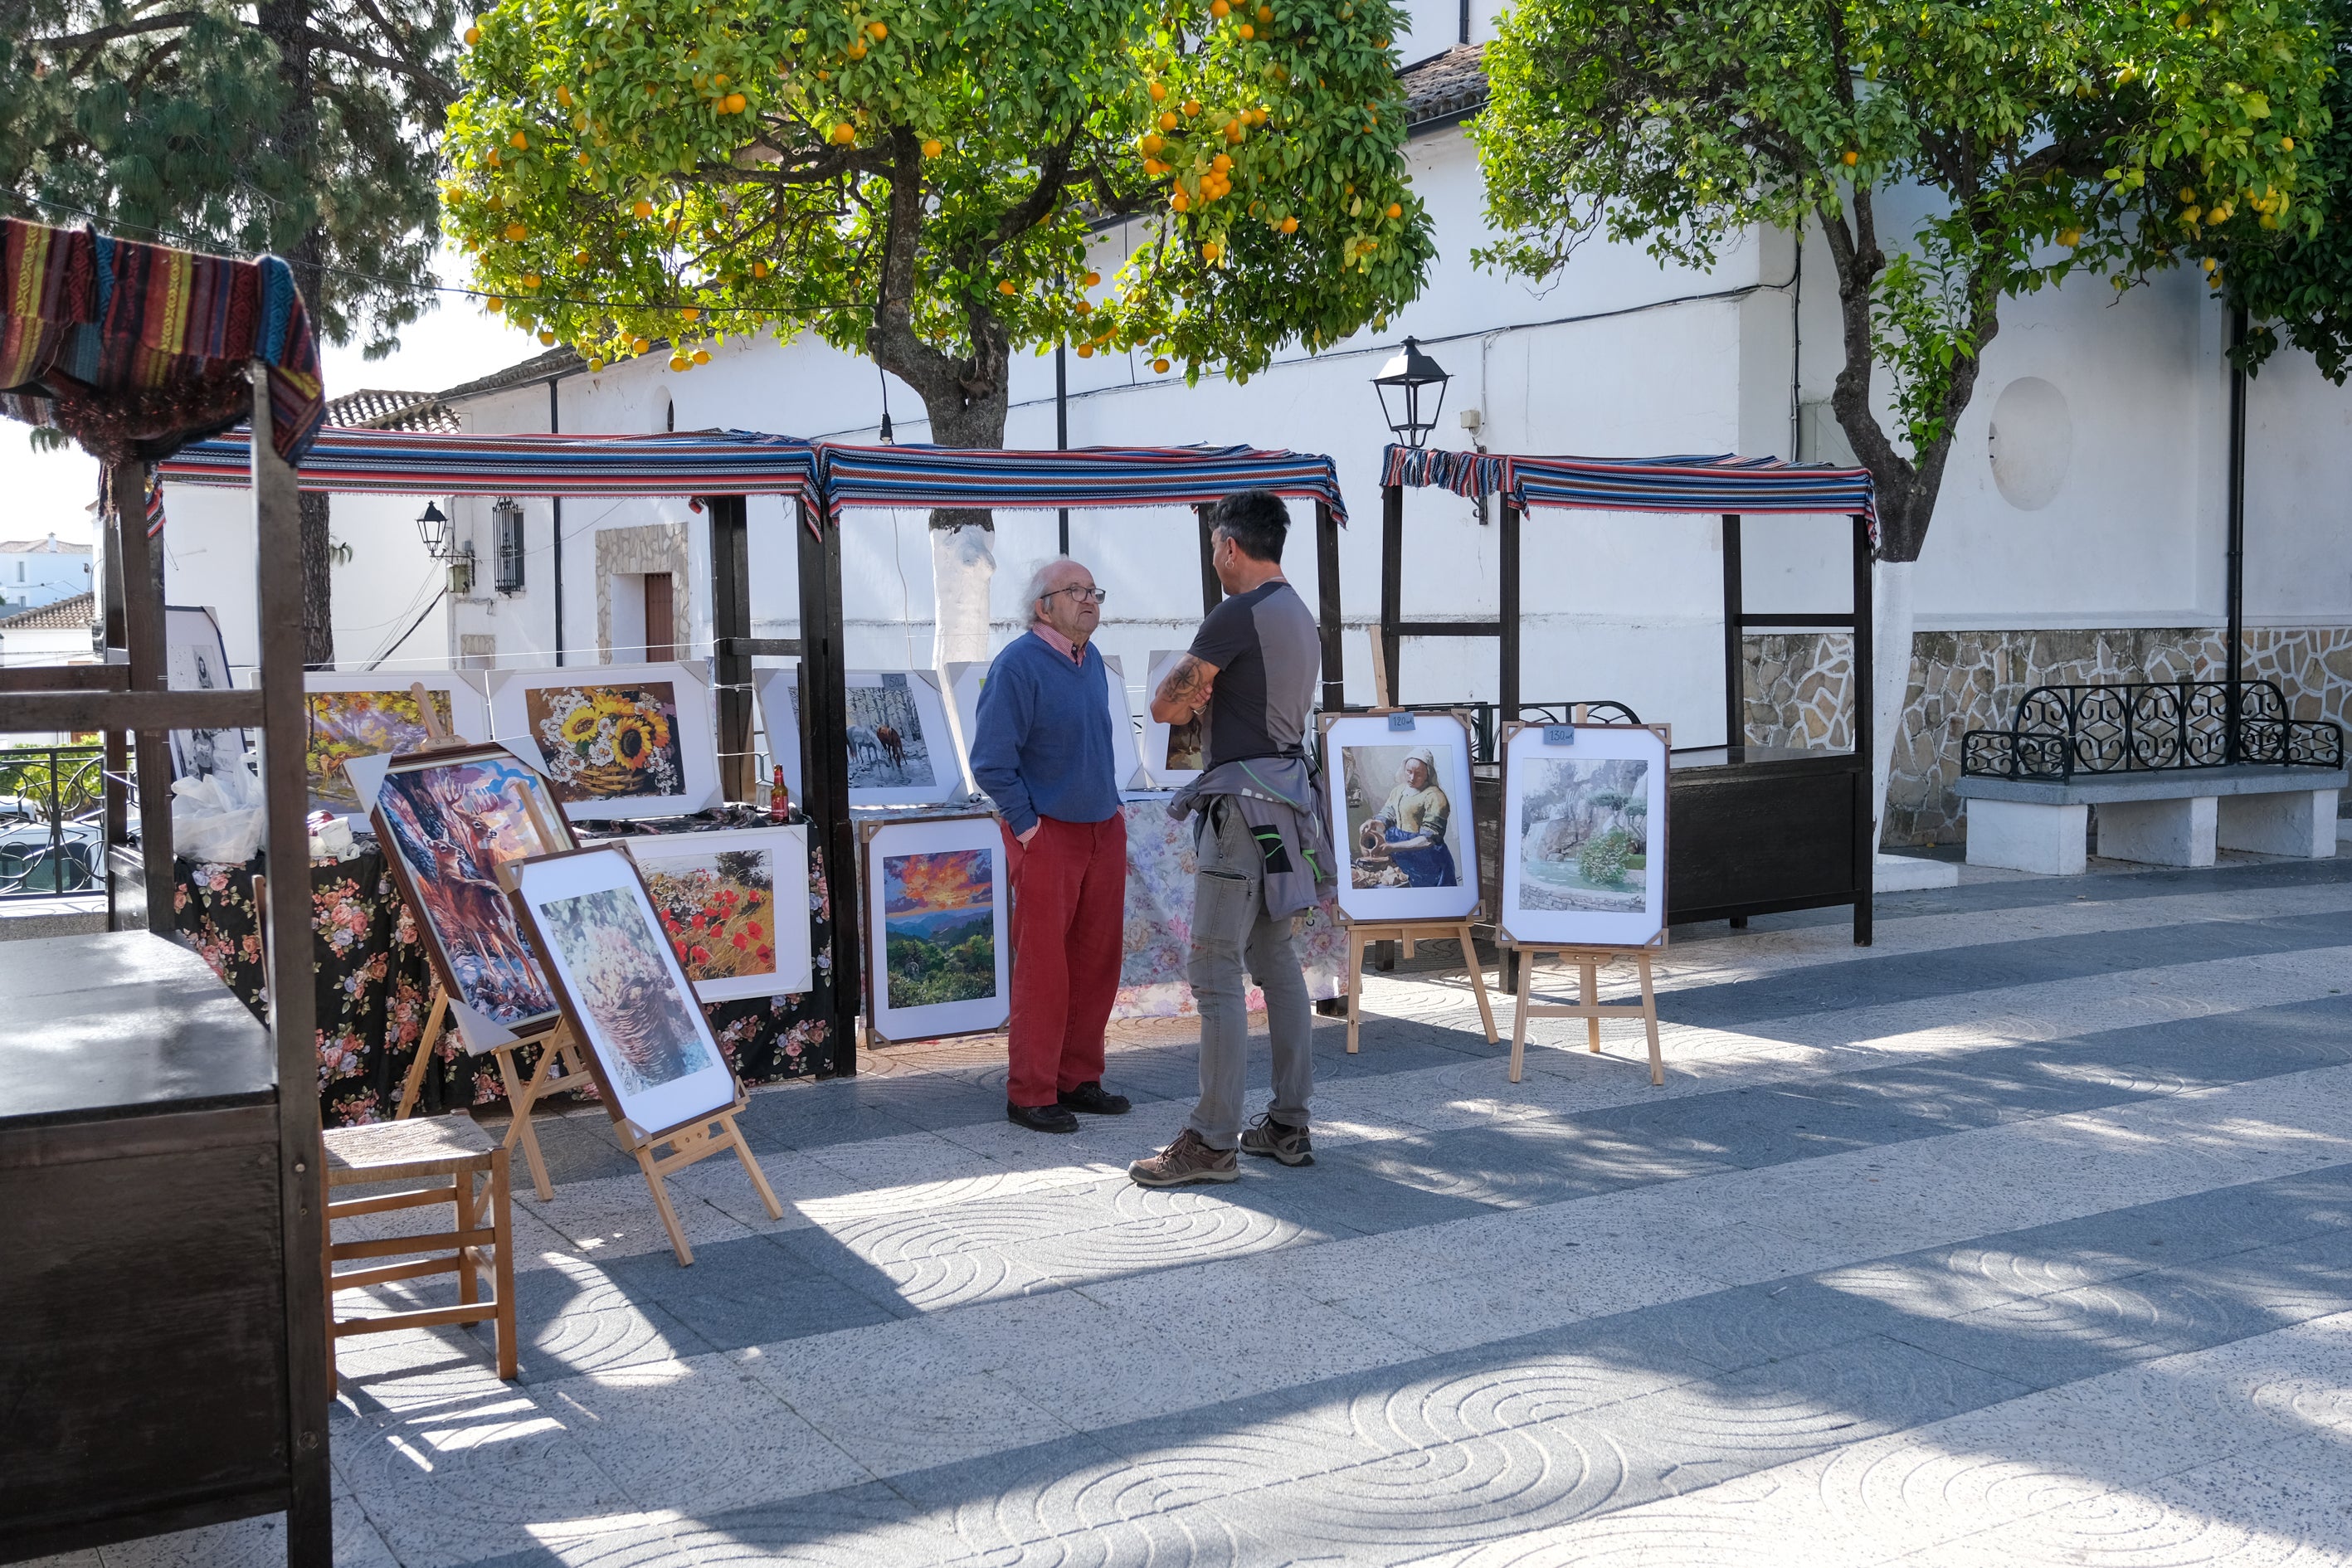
[363,586,447,670]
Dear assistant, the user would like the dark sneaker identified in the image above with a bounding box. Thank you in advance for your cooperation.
[1239,1113,1313,1166]
[1058,1081,1132,1116]
[1007,1101,1080,1134]
[1127,1129,1239,1186]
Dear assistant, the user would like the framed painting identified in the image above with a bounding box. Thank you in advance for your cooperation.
[1498,721,1672,949]
[488,661,722,821]
[947,651,1145,796]
[163,604,250,783]
[370,742,576,1039]
[757,666,963,806]
[1141,649,1206,789]
[509,846,743,1139]
[1323,710,1482,924]
[623,825,815,1001]
[303,672,489,817]
[861,812,1010,1042]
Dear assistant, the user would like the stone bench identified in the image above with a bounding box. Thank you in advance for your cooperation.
[1956,765,2347,875]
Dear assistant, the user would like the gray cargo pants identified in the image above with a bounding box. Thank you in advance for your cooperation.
[1186,797,1313,1150]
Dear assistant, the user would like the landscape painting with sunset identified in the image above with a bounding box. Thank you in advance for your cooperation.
[882,849,997,1009]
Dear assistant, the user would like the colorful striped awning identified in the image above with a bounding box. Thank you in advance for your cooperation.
[158,426,823,508]
[818,443,1350,527]
[0,217,324,465]
[1385,444,1877,537]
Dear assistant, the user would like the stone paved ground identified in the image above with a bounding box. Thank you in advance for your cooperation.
[37,856,2352,1567]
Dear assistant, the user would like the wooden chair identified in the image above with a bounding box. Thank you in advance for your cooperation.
[321,1113,517,1381]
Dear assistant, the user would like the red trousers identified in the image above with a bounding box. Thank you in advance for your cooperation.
[1002,813,1127,1108]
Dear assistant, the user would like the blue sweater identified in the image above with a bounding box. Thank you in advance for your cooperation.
[971,631,1122,834]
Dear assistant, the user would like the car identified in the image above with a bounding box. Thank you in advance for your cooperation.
[0,816,104,894]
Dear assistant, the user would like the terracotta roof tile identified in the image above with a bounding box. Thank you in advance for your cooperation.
[0,590,95,631]
[326,389,464,432]
[1402,44,1488,128]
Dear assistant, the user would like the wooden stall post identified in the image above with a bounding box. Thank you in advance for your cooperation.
[1721,514,1744,752]
[1195,503,1223,613]
[1851,512,1876,947]
[709,494,753,802]
[796,496,860,1074]
[109,460,177,935]
[248,368,334,1566]
[1380,480,1403,707]
[1498,494,1522,722]
[1316,499,1345,714]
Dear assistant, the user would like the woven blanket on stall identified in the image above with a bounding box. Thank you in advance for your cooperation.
[0,216,324,466]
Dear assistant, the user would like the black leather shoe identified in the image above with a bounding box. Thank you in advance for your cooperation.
[1058,1081,1132,1116]
[1007,1100,1080,1133]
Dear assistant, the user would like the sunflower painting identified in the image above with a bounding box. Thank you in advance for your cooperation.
[523,684,685,803]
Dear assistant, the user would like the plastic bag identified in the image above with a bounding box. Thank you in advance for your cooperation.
[172,769,267,864]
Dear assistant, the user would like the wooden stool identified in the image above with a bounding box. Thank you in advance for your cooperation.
[1506,945,1663,1087]
[322,1113,517,1381]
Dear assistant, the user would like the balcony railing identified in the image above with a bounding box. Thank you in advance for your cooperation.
[0,743,107,899]
[1961,679,2346,782]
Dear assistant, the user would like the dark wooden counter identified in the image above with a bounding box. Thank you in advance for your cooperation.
[0,932,292,1561]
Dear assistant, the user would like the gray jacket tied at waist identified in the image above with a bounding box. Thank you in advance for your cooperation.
[1168,755,1337,921]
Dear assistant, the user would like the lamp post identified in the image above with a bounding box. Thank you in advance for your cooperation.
[413,500,452,559]
[1371,336,1451,449]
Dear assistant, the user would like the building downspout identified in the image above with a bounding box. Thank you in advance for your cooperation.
[2224,307,2247,762]
[549,377,565,667]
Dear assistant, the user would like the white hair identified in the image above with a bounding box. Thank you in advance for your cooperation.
[1025,556,1088,617]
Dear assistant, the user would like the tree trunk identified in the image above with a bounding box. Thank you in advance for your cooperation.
[912,381,1010,674]
[300,490,334,666]
[1869,557,1915,849]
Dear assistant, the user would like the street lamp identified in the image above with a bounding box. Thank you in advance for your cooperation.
[414,500,454,560]
[1371,336,1451,449]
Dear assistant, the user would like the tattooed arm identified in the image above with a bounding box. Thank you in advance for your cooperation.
[1151,655,1219,724]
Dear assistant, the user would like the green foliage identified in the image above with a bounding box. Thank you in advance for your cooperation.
[1577,825,1633,888]
[886,919,996,1007]
[1472,0,2333,553]
[2205,15,2352,380]
[0,0,464,353]
[443,0,1436,399]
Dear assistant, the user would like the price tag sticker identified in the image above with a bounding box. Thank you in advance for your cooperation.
[1386,713,1417,732]
[1541,724,1577,747]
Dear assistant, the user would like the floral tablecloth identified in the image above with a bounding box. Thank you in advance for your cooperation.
[1116,796,1346,1017]
[173,814,837,1128]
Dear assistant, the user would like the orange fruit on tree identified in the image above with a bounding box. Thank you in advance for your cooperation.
[557,85,573,106]
[522,272,542,289]
[633,197,655,218]
[847,38,866,57]
[1201,241,1220,261]
[681,306,701,321]
[1841,149,1858,166]
[1158,110,1178,131]
[1153,357,1171,373]
[1258,3,1273,18]
[751,261,771,277]
[922,139,943,157]
[693,348,712,363]
[1075,299,1093,314]
[509,130,528,149]
[574,249,591,264]
[486,296,504,312]
[464,23,481,44]
[1210,0,1229,15]
[1225,122,1244,143]
[1084,270,1102,285]
[1076,343,1095,358]
[576,151,592,166]
[1212,153,1231,172]
[1149,80,1168,101]
[1279,215,1298,233]
[538,330,558,345]
[1142,133,1163,153]
[504,221,528,241]
[632,336,652,353]
[1239,23,1254,38]
[830,122,856,144]
[998,279,1018,295]
[670,353,690,371]
[868,20,887,37]
[1171,190,1190,212]
[588,357,605,371]
[1184,99,1202,116]
[1385,202,1401,218]
[724,92,746,113]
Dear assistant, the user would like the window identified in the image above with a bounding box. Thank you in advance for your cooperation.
[494,499,525,594]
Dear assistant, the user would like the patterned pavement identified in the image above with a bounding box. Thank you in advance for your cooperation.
[41,855,2352,1566]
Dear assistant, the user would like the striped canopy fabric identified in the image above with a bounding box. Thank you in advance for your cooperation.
[159,426,823,509]
[1385,444,1877,538]
[0,217,324,465]
[818,442,1350,527]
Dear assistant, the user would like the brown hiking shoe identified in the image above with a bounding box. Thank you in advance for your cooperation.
[1239,1112,1313,1166]
[1127,1128,1239,1187]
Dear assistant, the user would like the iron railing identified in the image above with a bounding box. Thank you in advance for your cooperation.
[1962,679,2345,782]
[1454,702,1643,765]
[0,743,107,898]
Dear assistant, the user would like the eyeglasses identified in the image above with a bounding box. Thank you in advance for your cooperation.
[1040,586,1108,606]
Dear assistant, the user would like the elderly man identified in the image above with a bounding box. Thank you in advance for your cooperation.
[971,558,1133,1134]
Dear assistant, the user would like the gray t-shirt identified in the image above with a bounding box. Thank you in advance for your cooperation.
[1188,578,1320,767]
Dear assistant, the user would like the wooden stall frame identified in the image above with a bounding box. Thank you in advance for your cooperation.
[2,369,334,1562]
[804,468,1347,1062]
[1379,466,1876,947]
[500,844,783,1264]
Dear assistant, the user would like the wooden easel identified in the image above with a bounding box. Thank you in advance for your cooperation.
[1336,633,1499,1053]
[620,1096,784,1266]
[1505,943,1664,1086]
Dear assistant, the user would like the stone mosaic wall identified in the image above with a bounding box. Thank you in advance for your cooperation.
[1743,626,2352,847]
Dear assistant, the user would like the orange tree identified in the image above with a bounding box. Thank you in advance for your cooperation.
[444,0,1434,649]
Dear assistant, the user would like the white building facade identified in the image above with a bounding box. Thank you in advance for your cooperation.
[0,534,93,615]
[158,41,2352,845]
